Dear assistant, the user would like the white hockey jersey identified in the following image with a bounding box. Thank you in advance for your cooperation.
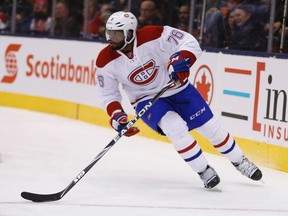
[96,25,202,114]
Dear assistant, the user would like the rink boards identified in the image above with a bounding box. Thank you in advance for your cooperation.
[1,35,288,172]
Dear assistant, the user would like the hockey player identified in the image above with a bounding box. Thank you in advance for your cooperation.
[95,11,262,188]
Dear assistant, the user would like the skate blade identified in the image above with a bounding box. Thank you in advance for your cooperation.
[259,179,265,184]
[205,184,222,192]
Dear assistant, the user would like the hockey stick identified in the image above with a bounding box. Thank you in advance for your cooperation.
[21,79,176,202]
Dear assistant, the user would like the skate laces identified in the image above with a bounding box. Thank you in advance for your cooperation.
[199,166,219,188]
[233,156,258,178]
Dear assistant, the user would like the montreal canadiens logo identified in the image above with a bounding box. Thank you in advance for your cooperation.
[129,59,159,85]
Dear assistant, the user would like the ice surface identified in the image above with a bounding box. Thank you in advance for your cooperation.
[0,106,288,216]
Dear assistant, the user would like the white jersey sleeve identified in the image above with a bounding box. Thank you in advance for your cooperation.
[96,65,123,112]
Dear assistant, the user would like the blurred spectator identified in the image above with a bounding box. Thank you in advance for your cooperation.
[174,3,200,38]
[1,0,33,34]
[54,0,81,37]
[264,0,281,35]
[223,8,236,47]
[67,0,84,25]
[11,0,51,36]
[81,0,101,38]
[0,1,9,32]
[228,4,267,51]
[226,0,238,11]
[137,0,163,29]
[100,2,115,14]
[97,2,115,39]
[0,11,8,32]
[98,11,112,40]
[152,0,175,27]
[203,0,226,48]
[151,0,172,26]
[265,0,288,52]
[13,1,33,34]
[29,0,52,35]
[175,4,189,32]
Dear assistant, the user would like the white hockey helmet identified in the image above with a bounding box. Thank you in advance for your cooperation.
[105,11,138,48]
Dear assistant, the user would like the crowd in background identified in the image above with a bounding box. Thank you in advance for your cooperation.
[0,0,288,53]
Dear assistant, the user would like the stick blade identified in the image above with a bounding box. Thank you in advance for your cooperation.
[21,191,63,202]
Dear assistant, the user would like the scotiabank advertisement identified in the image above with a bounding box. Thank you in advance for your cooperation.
[0,36,106,106]
[1,35,288,148]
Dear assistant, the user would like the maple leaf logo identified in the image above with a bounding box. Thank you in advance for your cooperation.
[196,72,211,102]
[193,65,214,105]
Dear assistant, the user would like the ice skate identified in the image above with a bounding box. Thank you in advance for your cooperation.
[232,156,262,181]
[198,165,220,188]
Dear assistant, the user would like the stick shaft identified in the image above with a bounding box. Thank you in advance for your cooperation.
[21,80,175,202]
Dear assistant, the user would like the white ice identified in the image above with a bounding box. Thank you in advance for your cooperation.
[0,106,288,216]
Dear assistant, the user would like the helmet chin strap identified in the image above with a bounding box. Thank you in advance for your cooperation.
[119,40,129,51]
[119,31,134,51]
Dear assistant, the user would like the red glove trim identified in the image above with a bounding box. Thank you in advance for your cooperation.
[107,101,124,117]
[125,127,140,137]
[179,50,197,67]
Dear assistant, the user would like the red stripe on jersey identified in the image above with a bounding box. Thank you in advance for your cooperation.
[106,101,124,116]
[214,134,230,148]
[177,141,197,154]
[136,26,164,47]
[96,45,121,68]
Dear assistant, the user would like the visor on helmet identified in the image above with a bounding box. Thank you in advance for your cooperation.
[105,30,125,42]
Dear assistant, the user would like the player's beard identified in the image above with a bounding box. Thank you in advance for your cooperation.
[110,40,126,50]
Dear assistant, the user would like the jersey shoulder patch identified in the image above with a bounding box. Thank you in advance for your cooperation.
[96,45,121,68]
[137,26,164,47]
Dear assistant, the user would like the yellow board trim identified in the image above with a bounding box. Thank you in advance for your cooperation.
[1,91,288,172]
